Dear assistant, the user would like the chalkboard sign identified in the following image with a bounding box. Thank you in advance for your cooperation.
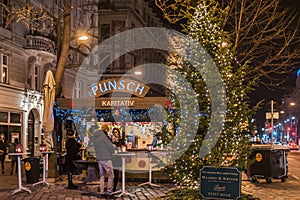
[199,166,241,200]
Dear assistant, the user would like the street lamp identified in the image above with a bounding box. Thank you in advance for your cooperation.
[134,71,142,75]
[78,35,89,41]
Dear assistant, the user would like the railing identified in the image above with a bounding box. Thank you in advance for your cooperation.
[24,35,56,55]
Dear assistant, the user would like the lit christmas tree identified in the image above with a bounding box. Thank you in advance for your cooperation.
[163,1,258,188]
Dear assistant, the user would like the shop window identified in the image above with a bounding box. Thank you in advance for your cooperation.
[0,112,8,123]
[10,113,21,123]
[0,115,21,144]
[1,54,9,84]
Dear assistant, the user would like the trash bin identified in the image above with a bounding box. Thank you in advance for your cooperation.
[247,144,288,183]
[24,157,40,184]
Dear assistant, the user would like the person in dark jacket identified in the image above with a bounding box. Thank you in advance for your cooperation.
[94,124,114,197]
[110,128,124,192]
[0,133,7,174]
[65,130,81,189]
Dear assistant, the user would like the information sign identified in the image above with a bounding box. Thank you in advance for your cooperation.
[199,166,241,200]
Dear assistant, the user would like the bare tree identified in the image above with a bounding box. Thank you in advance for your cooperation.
[0,0,72,97]
[155,0,300,88]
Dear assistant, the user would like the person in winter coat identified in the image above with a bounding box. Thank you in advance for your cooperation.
[94,124,114,197]
[65,130,81,189]
[110,127,125,192]
[0,133,7,174]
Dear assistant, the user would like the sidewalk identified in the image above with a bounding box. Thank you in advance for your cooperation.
[0,161,178,200]
[2,160,298,200]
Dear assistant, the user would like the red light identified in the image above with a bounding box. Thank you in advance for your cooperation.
[292,132,296,136]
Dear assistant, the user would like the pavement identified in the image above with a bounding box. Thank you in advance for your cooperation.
[0,161,178,200]
[0,161,299,200]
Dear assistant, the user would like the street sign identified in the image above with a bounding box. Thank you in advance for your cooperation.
[199,166,241,200]
[266,112,279,119]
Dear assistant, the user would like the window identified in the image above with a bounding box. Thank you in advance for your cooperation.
[0,54,8,83]
[100,24,111,41]
[0,0,8,28]
[73,80,82,98]
[10,113,21,124]
[0,112,8,123]
[0,112,22,144]
[99,0,110,9]
[34,65,39,91]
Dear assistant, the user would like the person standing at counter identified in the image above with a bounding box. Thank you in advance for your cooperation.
[111,128,125,192]
[65,130,81,189]
[94,125,115,197]
[0,133,7,174]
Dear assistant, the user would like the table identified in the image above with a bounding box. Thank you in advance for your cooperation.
[33,151,54,187]
[138,151,160,187]
[112,152,140,198]
[8,152,31,195]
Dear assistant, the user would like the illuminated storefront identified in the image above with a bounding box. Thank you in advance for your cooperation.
[0,86,43,156]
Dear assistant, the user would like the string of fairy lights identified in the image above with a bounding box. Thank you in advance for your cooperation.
[55,2,253,189]
[164,2,254,188]
[54,102,178,123]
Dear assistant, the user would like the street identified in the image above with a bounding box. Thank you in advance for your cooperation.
[242,150,300,200]
[287,151,300,180]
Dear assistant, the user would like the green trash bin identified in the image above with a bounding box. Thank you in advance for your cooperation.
[24,157,40,184]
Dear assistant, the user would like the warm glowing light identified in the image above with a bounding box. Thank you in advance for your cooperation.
[290,102,296,106]
[134,71,142,75]
[78,35,89,41]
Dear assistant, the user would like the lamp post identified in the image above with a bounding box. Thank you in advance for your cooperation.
[266,100,279,142]
[288,102,296,143]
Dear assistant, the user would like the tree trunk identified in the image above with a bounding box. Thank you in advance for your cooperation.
[55,0,71,97]
[48,0,71,180]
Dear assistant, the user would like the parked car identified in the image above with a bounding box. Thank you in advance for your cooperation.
[288,142,299,150]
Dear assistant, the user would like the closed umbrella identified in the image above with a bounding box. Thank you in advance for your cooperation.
[42,70,56,150]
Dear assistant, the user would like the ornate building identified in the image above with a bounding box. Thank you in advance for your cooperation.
[0,0,166,155]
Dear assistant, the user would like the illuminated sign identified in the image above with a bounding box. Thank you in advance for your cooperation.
[101,100,135,107]
[88,78,150,97]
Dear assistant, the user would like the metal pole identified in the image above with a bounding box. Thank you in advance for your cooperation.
[271,100,274,142]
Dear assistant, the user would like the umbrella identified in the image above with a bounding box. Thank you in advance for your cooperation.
[42,70,56,150]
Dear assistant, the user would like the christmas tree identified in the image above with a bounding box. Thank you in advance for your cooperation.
[163,1,258,187]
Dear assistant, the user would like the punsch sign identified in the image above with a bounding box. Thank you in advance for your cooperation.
[88,78,150,97]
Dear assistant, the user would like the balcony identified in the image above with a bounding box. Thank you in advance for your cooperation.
[24,35,56,55]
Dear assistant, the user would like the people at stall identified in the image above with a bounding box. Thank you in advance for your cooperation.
[111,127,125,192]
[65,130,82,189]
[94,124,114,197]
[9,138,19,175]
[0,133,7,174]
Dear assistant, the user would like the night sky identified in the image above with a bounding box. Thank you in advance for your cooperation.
[153,0,300,131]
[251,0,300,131]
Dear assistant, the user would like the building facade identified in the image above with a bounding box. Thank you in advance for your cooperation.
[0,0,167,154]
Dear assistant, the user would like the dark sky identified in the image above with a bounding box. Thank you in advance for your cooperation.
[251,0,300,131]
[152,0,300,131]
